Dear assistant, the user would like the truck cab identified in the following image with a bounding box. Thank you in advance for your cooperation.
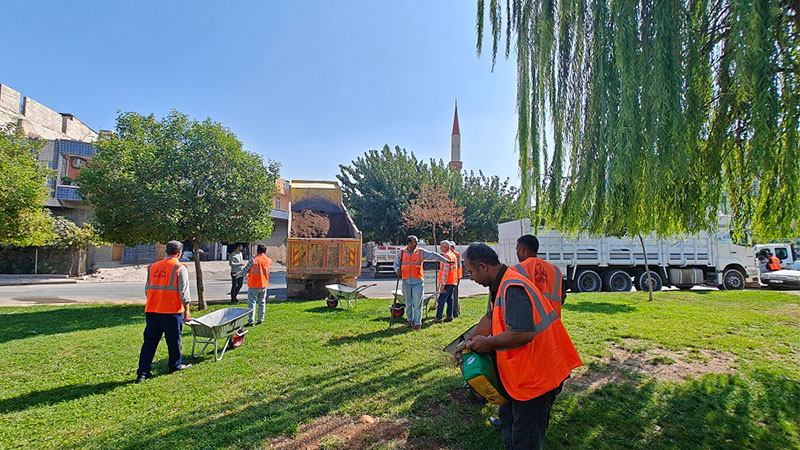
[755,243,798,269]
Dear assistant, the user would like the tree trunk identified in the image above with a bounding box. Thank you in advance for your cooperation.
[431,225,437,247]
[193,238,206,310]
[638,233,654,302]
[69,249,76,277]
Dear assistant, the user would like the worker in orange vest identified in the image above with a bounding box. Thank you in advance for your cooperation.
[433,240,459,323]
[513,235,566,315]
[393,235,450,330]
[457,243,582,449]
[766,252,782,271]
[136,240,193,383]
[449,241,463,318]
[237,244,272,326]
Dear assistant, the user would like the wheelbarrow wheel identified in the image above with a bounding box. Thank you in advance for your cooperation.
[390,303,405,317]
[327,299,339,308]
[228,330,246,349]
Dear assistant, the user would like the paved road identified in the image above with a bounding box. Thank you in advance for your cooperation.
[0,270,489,307]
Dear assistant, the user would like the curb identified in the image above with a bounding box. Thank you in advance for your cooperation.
[0,279,78,287]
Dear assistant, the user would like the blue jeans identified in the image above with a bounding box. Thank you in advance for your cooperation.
[436,285,455,319]
[248,287,267,323]
[402,280,424,325]
[137,312,183,376]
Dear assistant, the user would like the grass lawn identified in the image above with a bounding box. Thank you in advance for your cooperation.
[0,290,798,449]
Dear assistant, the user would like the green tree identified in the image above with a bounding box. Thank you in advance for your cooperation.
[0,124,54,246]
[49,217,107,276]
[78,111,280,310]
[337,145,427,243]
[476,0,800,242]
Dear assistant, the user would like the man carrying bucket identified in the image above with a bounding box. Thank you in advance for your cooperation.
[457,243,582,450]
[136,240,193,384]
[393,235,449,331]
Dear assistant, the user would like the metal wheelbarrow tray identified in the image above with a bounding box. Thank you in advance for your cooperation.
[325,283,376,309]
[186,307,252,361]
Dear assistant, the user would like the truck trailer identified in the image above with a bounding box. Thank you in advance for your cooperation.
[286,180,362,298]
[497,218,759,292]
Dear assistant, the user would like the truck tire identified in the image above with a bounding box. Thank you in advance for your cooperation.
[603,270,632,292]
[575,270,602,293]
[635,271,662,292]
[721,268,745,290]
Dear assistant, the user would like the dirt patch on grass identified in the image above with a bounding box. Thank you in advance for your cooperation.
[267,415,409,450]
[567,340,736,392]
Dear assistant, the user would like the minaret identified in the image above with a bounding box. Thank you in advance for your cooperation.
[449,100,462,170]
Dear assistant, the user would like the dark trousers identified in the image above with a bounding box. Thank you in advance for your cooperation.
[137,312,183,376]
[230,273,244,301]
[436,284,455,319]
[498,383,563,450]
[453,283,461,317]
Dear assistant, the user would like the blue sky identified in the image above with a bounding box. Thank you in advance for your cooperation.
[1,1,519,184]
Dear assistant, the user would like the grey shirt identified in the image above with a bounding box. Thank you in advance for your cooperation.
[393,247,450,283]
[229,251,244,274]
[486,265,535,332]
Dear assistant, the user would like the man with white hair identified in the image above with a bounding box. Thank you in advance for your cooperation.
[432,240,459,323]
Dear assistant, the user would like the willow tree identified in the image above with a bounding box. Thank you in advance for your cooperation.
[476,0,800,244]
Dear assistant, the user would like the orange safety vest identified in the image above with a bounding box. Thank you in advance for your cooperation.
[439,251,458,286]
[511,258,564,315]
[454,250,463,279]
[766,256,782,271]
[247,254,272,288]
[400,248,424,280]
[145,257,186,314]
[492,269,582,401]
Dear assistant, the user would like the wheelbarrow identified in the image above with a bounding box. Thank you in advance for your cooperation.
[186,307,252,361]
[324,283,376,310]
[389,288,438,327]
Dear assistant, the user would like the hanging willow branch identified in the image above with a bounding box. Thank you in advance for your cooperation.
[476,0,800,241]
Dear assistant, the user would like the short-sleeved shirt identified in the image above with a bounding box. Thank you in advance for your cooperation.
[486,265,535,332]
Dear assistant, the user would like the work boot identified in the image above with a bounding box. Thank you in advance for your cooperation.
[431,318,442,324]
[489,416,503,430]
[245,321,254,327]
[135,375,148,384]
[444,316,453,322]
[414,325,422,331]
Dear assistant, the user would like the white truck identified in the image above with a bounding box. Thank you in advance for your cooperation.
[498,218,760,292]
[364,242,405,277]
[755,243,798,269]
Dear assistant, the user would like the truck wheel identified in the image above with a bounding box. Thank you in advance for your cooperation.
[722,269,745,290]
[635,271,662,292]
[603,270,632,292]
[575,270,602,293]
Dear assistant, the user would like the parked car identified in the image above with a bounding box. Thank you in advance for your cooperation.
[761,261,800,289]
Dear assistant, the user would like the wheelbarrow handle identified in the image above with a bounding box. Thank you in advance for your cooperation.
[355,283,378,293]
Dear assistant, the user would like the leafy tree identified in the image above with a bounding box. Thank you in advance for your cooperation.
[49,217,107,276]
[339,146,518,243]
[476,0,800,242]
[337,145,427,243]
[78,111,280,309]
[402,184,465,245]
[0,124,54,246]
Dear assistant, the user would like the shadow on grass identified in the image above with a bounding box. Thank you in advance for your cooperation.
[86,357,456,449]
[0,381,128,414]
[0,305,143,344]
[326,323,412,345]
[562,301,636,314]
[547,367,800,449]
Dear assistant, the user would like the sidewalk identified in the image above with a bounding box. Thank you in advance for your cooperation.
[0,274,77,287]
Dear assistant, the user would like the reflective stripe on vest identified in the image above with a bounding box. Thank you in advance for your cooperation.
[491,269,582,401]
[400,249,424,279]
[767,256,782,271]
[513,261,563,305]
[439,251,458,285]
[145,258,184,314]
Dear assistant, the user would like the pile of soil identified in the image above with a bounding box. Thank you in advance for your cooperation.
[291,210,352,238]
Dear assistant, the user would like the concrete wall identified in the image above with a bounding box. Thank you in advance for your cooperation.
[0,83,98,141]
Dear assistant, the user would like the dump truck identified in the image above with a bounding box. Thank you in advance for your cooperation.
[286,180,362,298]
[498,218,759,292]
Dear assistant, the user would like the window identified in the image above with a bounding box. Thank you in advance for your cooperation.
[274,198,280,209]
[775,247,790,261]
